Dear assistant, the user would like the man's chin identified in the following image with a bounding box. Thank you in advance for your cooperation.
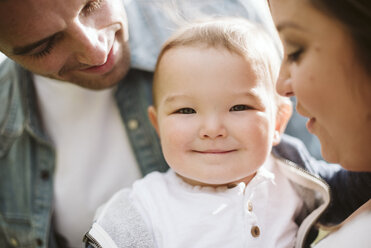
[59,76,120,90]
[50,64,129,90]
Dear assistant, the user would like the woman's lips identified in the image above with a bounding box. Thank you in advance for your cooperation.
[80,46,115,74]
[296,104,316,133]
[306,117,316,134]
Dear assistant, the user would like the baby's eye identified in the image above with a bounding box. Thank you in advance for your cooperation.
[229,105,251,112]
[174,108,196,114]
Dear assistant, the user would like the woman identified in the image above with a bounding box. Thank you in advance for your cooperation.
[268,0,371,247]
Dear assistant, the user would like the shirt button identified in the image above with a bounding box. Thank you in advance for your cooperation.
[251,225,260,237]
[9,237,18,247]
[36,238,43,246]
[247,202,253,212]
[40,170,50,180]
[127,119,139,130]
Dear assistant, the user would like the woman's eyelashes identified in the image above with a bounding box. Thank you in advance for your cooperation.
[286,47,304,62]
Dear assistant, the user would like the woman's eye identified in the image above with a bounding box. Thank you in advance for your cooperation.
[286,48,303,62]
[230,105,251,111]
[174,108,196,114]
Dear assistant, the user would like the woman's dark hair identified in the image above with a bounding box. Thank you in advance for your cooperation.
[309,0,371,74]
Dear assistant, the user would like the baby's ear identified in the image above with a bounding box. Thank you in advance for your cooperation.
[148,106,160,136]
[273,99,293,146]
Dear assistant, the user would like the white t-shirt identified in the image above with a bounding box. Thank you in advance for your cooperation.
[34,75,142,248]
[131,155,304,248]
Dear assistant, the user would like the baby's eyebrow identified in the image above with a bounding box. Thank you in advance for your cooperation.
[163,94,190,104]
[12,33,57,55]
[238,90,261,99]
[237,90,266,106]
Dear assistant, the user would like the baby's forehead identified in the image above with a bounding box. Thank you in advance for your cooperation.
[156,45,274,84]
[153,45,277,100]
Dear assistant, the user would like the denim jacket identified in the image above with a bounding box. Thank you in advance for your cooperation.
[0,59,169,248]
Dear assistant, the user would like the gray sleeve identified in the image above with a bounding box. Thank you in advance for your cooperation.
[92,189,155,248]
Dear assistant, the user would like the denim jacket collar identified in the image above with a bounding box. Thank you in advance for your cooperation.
[0,60,52,157]
[0,60,26,157]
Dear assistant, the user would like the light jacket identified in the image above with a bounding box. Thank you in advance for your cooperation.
[313,199,371,248]
[83,135,371,248]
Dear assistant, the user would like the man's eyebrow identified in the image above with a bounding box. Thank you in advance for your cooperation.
[12,34,57,55]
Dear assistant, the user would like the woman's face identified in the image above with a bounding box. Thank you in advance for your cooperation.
[270,0,371,171]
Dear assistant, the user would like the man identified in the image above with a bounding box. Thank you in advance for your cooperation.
[0,0,277,247]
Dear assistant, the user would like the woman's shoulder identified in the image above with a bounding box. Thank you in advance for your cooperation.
[313,200,371,248]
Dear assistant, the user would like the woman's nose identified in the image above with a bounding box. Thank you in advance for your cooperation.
[71,22,108,66]
[199,117,227,139]
[276,61,294,97]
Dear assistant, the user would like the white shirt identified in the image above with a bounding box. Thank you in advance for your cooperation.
[34,75,141,248]
[131,155,304,248]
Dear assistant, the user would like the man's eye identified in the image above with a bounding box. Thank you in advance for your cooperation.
[83,0,103,15]
[30,37,56,59]
[174,108,196,114]
[229,105,251,111]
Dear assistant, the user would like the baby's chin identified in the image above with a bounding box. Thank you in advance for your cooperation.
[177,173,255,188]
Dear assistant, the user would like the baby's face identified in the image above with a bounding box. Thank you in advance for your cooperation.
[150,46,277,186]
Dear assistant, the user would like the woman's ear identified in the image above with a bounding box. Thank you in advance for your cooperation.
[148,106,160,136]
[273,100,293,146]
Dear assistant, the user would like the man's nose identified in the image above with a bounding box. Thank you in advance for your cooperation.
[71,21,108,66]
[199,116,227,139]
[276,61,294,97]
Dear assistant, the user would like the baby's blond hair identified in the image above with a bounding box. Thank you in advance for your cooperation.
[153,18,290,113]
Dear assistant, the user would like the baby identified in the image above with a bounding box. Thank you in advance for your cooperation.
[84,18,331,248]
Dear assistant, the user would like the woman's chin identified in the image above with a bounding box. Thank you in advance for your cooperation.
[320,144,339,164]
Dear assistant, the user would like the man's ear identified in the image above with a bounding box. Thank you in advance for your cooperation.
[148,106,160,136]
[273,100,293,146]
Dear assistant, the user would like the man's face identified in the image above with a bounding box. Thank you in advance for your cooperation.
[0,0,130,89]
